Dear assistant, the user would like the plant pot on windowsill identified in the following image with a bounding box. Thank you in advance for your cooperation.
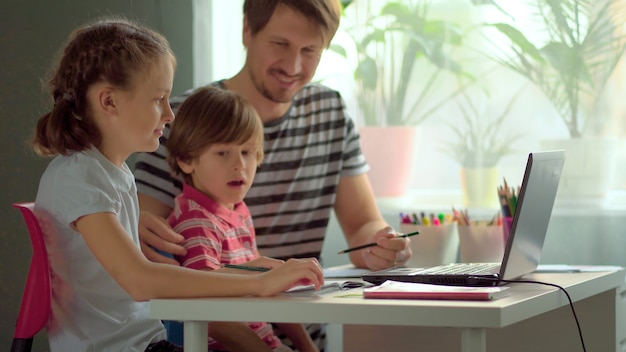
[442,88,521,209]
[540,137,618,199]
[485,0,626,202]
[460,166,500,209]
[359,126,420,198]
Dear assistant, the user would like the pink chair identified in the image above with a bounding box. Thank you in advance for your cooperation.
[11,202,51,352]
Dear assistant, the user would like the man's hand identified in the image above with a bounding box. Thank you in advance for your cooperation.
[362,227,413,271]
[138,211,186,265]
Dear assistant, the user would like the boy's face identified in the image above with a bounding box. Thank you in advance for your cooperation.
[243,3,325,104]
[179,140,260,209]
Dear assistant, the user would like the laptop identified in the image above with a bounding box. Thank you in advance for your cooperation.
[362,150,566,287]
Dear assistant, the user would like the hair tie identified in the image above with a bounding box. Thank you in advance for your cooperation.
[62,93,75,102]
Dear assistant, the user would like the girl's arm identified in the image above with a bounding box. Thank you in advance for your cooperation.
[74,212,323,301]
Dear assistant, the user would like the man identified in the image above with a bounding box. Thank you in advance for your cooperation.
[134,0,413,349]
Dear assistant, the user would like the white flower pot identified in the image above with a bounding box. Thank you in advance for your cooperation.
[539,137,618,198]
[460,166,500,209]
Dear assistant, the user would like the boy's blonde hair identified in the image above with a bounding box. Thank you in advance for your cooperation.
[167,86,264,185]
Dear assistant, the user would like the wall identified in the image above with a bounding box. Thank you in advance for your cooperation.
[0,1,194,350]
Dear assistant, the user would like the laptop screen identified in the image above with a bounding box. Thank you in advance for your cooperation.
[499,150,565,280]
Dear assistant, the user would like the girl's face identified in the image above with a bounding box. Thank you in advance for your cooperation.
[178,140,260,209]
[108,58,175,163]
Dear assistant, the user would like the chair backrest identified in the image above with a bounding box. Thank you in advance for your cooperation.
[11,202,51,352]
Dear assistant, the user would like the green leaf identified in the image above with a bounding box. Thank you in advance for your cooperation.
[328,43,347,58]
[488,23,545,63]
[355,56,378,91]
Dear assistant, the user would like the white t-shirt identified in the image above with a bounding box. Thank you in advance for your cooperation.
[35,146,166,352]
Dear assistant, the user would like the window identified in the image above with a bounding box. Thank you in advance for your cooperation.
[200,0,626,208]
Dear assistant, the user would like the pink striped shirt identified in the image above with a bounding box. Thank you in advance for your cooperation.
[168,184,280,350]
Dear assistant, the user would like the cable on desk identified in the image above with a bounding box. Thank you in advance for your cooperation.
[468,276,586,352]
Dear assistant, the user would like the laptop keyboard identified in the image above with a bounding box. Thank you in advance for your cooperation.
[419,263,499,275]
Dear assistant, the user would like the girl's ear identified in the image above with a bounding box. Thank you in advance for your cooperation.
[96,87,118,116]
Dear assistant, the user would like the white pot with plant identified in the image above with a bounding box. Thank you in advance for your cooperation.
[333,0,476,197]
[441,89,523,209]
[484,0,626,198]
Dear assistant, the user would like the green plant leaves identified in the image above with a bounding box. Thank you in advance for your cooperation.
[355,56,378,90]
[485,0,626,137]
[340,0,474,126]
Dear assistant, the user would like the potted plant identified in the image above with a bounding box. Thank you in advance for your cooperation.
[333,0,477,197]
[440,88,523,208]
[483,0,626,197]
[341,1,471,126]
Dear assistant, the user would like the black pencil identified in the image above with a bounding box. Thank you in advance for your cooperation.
[336,231,420,254]
[223,264,270,272]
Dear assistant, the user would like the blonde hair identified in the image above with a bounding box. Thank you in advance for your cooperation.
[166,86,264,185]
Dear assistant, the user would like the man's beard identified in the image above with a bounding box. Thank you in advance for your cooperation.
[250,69,295,104]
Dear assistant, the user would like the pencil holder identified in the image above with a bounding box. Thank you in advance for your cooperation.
[502,217,514,244]
[458,224,505,263]
[401,222,459,267]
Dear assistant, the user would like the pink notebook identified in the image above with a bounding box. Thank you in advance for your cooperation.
[363,281,510,301]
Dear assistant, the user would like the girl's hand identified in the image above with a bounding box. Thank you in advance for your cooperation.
[257,258,324,297]
[244,256,285,270]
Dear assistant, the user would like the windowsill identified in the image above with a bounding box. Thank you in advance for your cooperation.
[376,189,626,217]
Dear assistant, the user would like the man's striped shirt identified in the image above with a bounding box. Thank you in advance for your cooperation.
[134,82,369,262]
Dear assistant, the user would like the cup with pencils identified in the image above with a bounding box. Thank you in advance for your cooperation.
[497,179,519,243]
[457,210,505,263]
[400,212,459,267]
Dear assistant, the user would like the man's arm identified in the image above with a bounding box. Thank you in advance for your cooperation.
[137,193,186,265]
[333,174,412,271]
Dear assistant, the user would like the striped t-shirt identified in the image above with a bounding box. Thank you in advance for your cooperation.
[134,82,369,262]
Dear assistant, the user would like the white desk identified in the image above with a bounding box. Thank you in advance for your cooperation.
[150,268,625,352]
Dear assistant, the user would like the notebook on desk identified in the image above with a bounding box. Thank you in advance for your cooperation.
[362,150,566,287]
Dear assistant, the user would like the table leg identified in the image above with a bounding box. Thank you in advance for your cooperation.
[183,321,208,352]
[461,328,486,352]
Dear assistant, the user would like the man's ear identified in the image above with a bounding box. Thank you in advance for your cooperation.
[242,15,251,48]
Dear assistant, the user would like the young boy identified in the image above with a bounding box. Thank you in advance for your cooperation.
[166,86,318,352]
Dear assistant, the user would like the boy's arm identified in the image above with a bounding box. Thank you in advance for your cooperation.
[275,323,319,352]
[208,322,273,352]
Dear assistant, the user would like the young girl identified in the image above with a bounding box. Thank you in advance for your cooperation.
[32,17,323,352]
[166,86,318,352]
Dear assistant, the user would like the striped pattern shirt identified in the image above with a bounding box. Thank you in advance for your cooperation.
[169,184,259,269]
[134,82,369,262]
[168,184,281,350]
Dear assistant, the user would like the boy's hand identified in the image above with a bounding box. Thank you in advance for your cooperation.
[138,211,187,265]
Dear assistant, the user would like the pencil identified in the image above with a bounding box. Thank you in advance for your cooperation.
[336,231,420,254]
[223,264,270,272]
